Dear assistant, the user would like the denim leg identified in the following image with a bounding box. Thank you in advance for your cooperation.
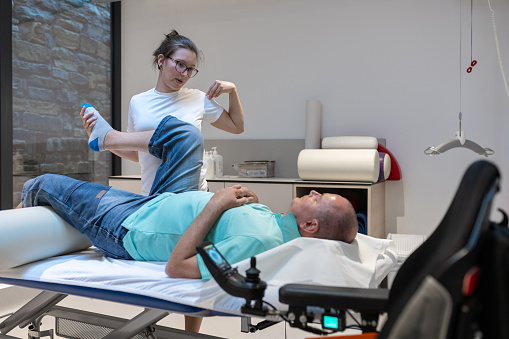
[21,174,152,259]
[148,115,204,195]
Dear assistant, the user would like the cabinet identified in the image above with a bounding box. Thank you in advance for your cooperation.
[109,176,385,238]
[109,175,142,195]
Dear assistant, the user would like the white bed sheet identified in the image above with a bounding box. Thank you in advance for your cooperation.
[0,235,397,317]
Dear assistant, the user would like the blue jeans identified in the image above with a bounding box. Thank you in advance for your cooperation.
[22,116,204,259]
[148,116,203,195]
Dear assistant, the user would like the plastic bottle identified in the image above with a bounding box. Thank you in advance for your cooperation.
[204,151,214,179]
[211,147,223,177]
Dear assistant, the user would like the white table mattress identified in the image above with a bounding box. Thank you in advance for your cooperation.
[0,235,397,317]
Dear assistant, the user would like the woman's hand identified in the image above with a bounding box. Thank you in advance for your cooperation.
[208,80,244,134]
[206,80,236,100]
[80,106,97,137]
[79,106,140,162]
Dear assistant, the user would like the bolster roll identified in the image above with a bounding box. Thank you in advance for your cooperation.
[298,149,381,182]
[0,206,92,271]
[321,136,379,150]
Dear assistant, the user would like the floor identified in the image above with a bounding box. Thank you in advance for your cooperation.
[0,285,361,339]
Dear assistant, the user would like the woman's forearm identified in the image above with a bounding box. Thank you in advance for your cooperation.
[208,81,245,134]
[110,150,139,162]
[226,87,244,134]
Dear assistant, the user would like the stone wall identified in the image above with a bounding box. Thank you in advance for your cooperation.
[11,0,112,207]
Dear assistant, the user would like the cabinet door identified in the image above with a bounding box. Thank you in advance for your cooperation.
[230,182,293,214]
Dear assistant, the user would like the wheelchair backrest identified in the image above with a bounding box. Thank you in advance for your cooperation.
[382,160,500,338]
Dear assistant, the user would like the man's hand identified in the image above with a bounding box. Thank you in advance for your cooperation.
[209,185,258,212]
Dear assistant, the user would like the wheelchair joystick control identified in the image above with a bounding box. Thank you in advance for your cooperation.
[245,257,261,284]
[196,242,268,316]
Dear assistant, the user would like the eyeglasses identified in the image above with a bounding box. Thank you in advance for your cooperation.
[168,57,199,78]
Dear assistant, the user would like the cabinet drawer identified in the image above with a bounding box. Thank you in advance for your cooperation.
[207,181,225,192]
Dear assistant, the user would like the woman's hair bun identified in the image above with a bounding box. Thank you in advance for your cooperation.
[167,29,179,37]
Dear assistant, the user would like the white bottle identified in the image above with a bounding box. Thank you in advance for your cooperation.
[204,151,214,179]
[211,147,223,177]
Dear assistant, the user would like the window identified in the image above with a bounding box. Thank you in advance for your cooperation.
[4,0,119,208]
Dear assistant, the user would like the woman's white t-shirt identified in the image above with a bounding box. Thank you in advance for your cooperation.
[128,88,224,195]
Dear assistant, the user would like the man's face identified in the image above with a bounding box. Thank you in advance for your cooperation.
[288,190,342,222]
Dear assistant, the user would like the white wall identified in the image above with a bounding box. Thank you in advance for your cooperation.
[121,0,509,236]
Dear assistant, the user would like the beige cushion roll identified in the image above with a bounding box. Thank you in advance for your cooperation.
[321,136,378,149]
[298,149,380,182]
[0,206,92,270]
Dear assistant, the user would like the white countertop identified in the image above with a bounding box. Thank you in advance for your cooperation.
[109,175,378,186]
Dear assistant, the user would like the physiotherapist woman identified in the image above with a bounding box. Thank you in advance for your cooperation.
[80,29,245,196]
[79,29,244,333]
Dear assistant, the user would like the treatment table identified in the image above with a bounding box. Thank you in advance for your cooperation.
[0,208,396,338]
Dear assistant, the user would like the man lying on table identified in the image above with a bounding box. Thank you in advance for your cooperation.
[19,115,358,280]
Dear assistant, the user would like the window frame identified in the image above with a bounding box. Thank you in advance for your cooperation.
[0,0,13,210]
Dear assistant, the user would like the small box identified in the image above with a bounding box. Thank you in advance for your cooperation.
[238,161,275,178]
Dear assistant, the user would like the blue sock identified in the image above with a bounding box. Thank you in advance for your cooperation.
[82,103,112,152]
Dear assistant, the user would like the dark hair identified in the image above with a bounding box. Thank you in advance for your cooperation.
[152,30,202,70]
[315,200,358,243]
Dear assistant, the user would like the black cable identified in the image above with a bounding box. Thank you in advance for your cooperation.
[263,300,277,310]
[279,313,290,322]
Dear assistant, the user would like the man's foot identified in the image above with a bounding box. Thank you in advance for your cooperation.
[82,103,112,152]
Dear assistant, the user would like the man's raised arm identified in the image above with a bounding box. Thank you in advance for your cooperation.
[165,185,258,279]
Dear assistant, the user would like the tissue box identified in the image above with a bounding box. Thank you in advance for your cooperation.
[238,161,275,178]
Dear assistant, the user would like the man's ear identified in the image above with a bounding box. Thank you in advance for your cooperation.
[298,219,320,235]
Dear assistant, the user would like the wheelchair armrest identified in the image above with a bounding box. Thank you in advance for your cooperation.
[279,284,390,313]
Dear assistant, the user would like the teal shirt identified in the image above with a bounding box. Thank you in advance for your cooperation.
[121,191,301,279]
